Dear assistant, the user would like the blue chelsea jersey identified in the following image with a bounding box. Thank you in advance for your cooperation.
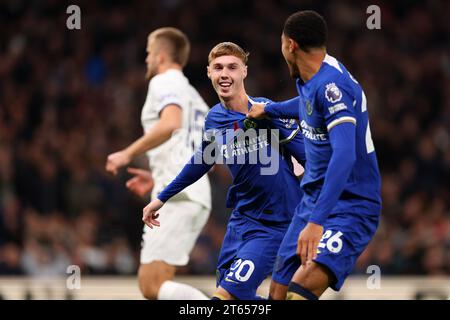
[204,96,305,223]
[296,54,382,218]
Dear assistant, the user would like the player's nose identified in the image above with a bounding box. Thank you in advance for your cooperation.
[219,69,230,79]
[219,74,230,81]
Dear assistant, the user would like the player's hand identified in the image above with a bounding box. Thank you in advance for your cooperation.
[297,222,323,267]
[126,167,154,198]
[247,103,267,120]
[106,150,131,175]
[142,199,163,229]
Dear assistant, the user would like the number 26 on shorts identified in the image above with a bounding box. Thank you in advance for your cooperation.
[318,230,344,254]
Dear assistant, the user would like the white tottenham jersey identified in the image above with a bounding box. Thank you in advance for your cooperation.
[141,69,211,209]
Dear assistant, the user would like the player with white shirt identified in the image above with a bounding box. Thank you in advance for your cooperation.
[106,27,211,300]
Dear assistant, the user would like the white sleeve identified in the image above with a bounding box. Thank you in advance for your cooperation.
[151,76,184,115]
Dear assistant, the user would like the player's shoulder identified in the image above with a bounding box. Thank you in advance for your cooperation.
[318,56,348,84]
[204,103,223,124]
[207,103,222,114]
[149,69,186,90]
[315,55,360,100]
[248,96,273,105]
[321,55,361,86]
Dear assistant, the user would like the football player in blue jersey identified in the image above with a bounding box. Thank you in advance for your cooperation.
[142,42,306,300]
[248,10,382,300]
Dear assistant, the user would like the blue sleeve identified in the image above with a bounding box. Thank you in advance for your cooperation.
[280,120,306,167]
[281,128,306,166]
[270,116,306,166]
[308,122,356,225]
[316,81,356,131]
[264,96,300,119]
[157,141,214,203]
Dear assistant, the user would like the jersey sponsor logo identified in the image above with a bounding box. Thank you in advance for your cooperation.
[325,82,342,103]
[220,130,269,159]
[200,127,281,175]
[328,103,347,115]
[300,120,328,141]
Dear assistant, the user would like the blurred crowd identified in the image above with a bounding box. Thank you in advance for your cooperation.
[0,0,449,280]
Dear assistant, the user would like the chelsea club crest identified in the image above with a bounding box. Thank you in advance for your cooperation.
[243,118,257,130]
[305,100,313,116]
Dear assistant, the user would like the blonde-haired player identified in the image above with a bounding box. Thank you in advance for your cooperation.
[106,27,211,300]
[142,42,306,300]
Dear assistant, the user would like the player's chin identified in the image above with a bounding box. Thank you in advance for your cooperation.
[218,89,233,99]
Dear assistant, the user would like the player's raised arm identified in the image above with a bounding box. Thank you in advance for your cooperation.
[247,96,300,120]
[106,105,182,175]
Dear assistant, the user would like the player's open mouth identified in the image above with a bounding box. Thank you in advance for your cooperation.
[219,82,232,88]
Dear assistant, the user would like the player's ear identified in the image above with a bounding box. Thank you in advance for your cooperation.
[156,51,165,65]
[289,39,298,53]
[243,65,248,79]
[206,65,211,79]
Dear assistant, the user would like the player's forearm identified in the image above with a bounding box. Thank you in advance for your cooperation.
[309,122,356,226]
[125,124,175,159]
[265,96,300,119]
[157,143,213,202]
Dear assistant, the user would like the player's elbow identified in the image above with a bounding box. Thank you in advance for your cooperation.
[166,121,182,134]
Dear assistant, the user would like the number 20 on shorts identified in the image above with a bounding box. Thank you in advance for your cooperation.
[226,259,255,282]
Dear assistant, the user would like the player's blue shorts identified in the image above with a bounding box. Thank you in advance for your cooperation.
[216,211,289,300]
[272,209,379,291]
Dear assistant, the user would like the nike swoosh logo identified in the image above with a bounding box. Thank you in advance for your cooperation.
[224,278,239,284]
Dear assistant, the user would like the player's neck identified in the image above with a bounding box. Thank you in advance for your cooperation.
[296,49,326,83]
[221,91,248,113]
[158,62,182,74]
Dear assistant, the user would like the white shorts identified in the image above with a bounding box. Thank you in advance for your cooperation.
[140,200,210,266]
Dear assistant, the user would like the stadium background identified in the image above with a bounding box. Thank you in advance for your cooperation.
[0,0,449,299]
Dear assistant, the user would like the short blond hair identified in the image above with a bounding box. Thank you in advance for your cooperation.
[208,42,249,65]
[149,27,190,67]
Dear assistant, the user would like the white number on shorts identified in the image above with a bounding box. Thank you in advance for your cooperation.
[318,230,344,254]
[226,259,255,282]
